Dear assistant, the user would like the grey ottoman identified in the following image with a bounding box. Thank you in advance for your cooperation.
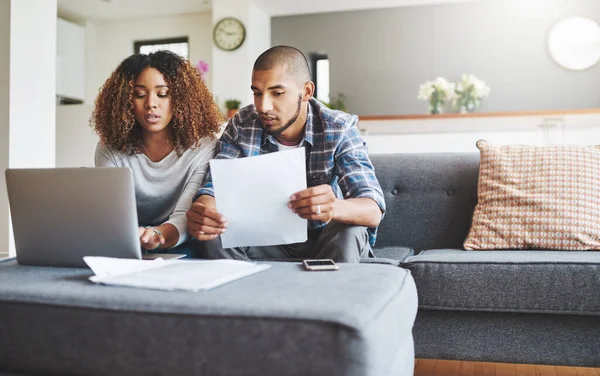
[0,258,417,376]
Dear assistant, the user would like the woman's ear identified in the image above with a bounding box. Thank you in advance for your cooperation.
[303,81,315,101]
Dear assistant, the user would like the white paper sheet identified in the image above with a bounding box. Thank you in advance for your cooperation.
[210,148,307,248]
[84,257,270,292]
[85,256,166,278]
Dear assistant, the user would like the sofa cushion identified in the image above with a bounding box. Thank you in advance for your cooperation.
[371,246,415,263]
[464,140,600,251]
[370,153,479,251]
[403,249,600,315]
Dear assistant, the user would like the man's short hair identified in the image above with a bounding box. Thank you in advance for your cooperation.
[253,45,311,85]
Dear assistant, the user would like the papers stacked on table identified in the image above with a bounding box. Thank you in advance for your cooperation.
[84,256,270,292]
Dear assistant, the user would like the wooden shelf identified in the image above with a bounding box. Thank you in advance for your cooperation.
[359,108,600,121]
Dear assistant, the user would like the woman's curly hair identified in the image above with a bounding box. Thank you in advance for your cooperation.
[91,50,223,155]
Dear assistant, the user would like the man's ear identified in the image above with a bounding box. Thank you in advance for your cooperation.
[302,81,315,101]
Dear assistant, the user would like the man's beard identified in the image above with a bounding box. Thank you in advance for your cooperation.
[261,95,302,137]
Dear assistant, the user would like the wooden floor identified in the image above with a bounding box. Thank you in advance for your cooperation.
[414,359,600,376]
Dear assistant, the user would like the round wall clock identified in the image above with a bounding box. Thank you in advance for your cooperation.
[213,17,246,51]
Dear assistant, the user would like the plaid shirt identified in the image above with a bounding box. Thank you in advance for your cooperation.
[196,98,386,246]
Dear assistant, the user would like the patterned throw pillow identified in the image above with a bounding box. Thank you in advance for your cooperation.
[463,140,600,250]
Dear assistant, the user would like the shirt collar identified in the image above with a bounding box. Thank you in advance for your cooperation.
[261,100,317,148]
[303,99,316,147]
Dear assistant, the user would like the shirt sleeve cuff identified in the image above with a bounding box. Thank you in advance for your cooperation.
[193,187,215,202]
[347,187,386,215]
[164,218,188,248]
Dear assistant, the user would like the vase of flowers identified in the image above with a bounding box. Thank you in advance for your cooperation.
[454,74,491,114]
[417,77,455,115]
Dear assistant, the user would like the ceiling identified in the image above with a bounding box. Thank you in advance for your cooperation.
[57,0,213,23]
[256,0,485,17]
[57,0,485,24]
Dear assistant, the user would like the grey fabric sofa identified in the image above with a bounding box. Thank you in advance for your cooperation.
[370,153,600,367]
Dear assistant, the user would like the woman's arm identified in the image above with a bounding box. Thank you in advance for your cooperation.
[139,223,178,250]
[95,142,180,249]
[160,140,218,248]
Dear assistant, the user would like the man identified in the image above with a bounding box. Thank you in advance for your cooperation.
[186,45,385,263]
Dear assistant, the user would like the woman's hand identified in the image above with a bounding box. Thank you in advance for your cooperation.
[139,226,165,251]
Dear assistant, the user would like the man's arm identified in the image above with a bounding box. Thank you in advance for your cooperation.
[332,197,382,228]
[288,120,385,228]
[330,122,386,227]
[193,121,243,201]
[188,121,242,240]
[288,186,382,228]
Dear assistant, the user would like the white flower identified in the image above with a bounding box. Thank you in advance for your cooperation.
[417,77,455,102]
[451,73,491,112]
[418,82,434,100]
[457,74,491,100]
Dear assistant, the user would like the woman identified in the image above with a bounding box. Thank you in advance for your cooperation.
[91,50,222,256]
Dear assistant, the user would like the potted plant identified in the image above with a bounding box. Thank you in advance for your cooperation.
[224,99,241,119]
[317,92,348,112]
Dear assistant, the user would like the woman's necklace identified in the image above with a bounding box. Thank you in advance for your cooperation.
[143,141,172,162]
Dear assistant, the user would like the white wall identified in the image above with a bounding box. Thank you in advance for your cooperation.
[272,0,600,116]
[1,0,57,258]
[56,104,97,168]
[0,1,10,258]
[84,20,97,105]
[248,1,271,80]
[57,18,85,101]
[88,11,213,104]
[10,2,56,171]
[211,0,271,109]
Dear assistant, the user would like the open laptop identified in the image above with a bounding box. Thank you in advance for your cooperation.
[6,167,183,267]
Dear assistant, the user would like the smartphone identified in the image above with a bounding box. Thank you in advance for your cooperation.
[302,259,339,271]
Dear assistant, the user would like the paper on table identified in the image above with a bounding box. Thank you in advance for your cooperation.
[84,256,166,278]
[84,257,270,292]
[210,147,307,248]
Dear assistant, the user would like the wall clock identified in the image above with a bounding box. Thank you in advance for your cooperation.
[213,17,246,51]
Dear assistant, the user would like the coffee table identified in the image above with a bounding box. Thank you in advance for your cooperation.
[0,258,417,376]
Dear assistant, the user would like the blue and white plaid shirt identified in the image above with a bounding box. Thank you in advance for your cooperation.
[196,98,386,246]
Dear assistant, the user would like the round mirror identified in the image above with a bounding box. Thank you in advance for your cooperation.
[548,17,600,71]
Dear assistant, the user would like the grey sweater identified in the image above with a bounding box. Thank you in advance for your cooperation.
[94,139,216,247]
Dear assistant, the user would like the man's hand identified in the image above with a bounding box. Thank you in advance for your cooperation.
[288,184,337,222]
[187,195,228,241]
[139,227,165,250]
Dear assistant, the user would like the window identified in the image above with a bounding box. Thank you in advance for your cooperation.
[310,54,330,103]
[56,95,83,105]
[133,37,189,60]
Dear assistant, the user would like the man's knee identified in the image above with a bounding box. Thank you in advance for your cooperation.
[193,237,249,260]
[317,222,369,263]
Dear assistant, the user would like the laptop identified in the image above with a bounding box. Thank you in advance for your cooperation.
[6,167,183,267]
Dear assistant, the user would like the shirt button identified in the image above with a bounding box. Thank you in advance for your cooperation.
[391,189,399,195]
[447,189,455,196]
